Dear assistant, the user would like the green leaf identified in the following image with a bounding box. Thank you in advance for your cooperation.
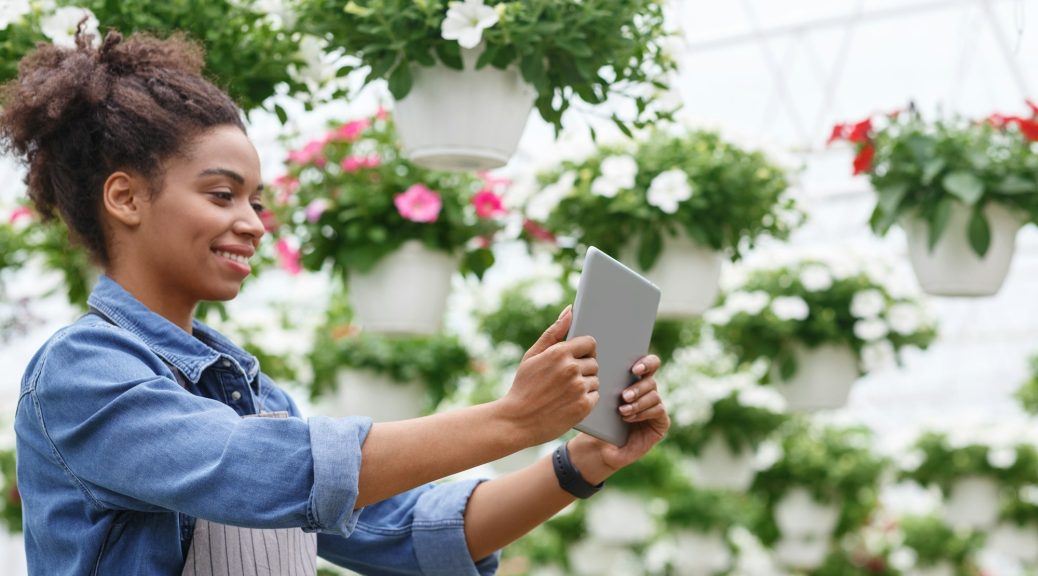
[518,52,548,92]
[273,103,288,125]
[995,175,1035,195]
[921,159,945,185]
[779,354,798,380]
[942,172,984,205]
[928,198,954,252]
[968,207,992,257]
[434,42,463,69]
[637,228,663,271]
[611,114,633,138]
[475,44,498,69]
[387,64,414,99]
[876,183,908,217]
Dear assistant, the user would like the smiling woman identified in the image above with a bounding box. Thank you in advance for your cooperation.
[0,24,670,576]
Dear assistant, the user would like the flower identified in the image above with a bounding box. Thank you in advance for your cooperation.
[987,446,1018,469]
[40,6,99,48]
[646,168,693,214]
[272,174,300,203]
[854,318,889,341]
[770,296,809,321]
[471,189,505,219]
[275,238,302,275]
[860,340,896,372]
[287,138,328,167]
[522,219,556,243]
[850,289,885,319]
[590,155,638,198]
[394,184,442,223]
[527,171,576,221]
[852,142,875,175]
[799,264,833,291]
[0,0,31,30]
[887,303,923,335]
[727,291,770,315]
[330,119,371,142]
[287,35,330,87]
[341,154,381,172]
[304,198,330,223]
[440,0,499,49]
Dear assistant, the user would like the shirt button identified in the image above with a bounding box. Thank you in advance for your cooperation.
[221,359,232,368]
[230,391,242,401]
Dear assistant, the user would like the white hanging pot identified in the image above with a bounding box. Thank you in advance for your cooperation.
[623,233,724,319]
[317,368,427,423]
[943,475,1001,530]
[914,562,955,576]
[770,344,859,412]
[347,240,459,335]
[772,534,831,571]
[685,435,757,491]
[901,201,1024,297]
[988,522,1038,564]
[393,46,537,171]
[584,491,655,546]
[773,487,840,539]
[670,530,732,576]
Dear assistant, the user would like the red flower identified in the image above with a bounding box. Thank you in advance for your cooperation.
[847,118,872,143]
[852,143,875,175]
[987,113,1010,128]
[1026,99,1038,118]
[826,123,846,145]
[471,189,505,219]
[522,219,556,244]
[1014,117,1038,141]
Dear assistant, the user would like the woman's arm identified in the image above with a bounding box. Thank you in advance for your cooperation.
[355,306,601,508]
[461,355,669,560]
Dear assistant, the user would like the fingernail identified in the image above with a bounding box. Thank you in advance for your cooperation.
[623,389,635,401]
[619,405,632,414]
[633,363,646,375]
[557,304,572,320]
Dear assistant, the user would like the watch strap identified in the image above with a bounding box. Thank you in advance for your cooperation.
[552,441,604,499]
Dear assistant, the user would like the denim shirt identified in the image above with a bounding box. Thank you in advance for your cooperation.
[15,276,499,576]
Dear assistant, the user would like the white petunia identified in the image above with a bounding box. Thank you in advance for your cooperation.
[771,296,809,321]
[887,302,922,335]
[287,35,330,87]
[40,6,99,48]
[646,168,692,214]
[590,155,638,198]
[897,448,926,471]
[987,446,1018,469]
[850,289,886,319]
[860,340,896,372]
[853,318,889,341]
[888,548,918,571]
[800,264,833,292]
[703,306,733,326]
[1020,485,1038,506]
[753,440,783,471]
[527,171,576,221]
[726,290,770,315]
[527,279,564,308]
[440,0,499,49]
[737,385,786,412]
[0,0,31,30]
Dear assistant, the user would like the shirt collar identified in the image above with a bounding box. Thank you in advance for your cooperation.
[86,275,259,383]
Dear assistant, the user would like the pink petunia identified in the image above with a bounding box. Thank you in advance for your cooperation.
[259,210,279,233]
[341,154,381,173]
[305,198,330,223]
[272,174,300,203]
[394,184,442,223]
[275,238,302,275]
[477,170,511,192]
[522,219,556,244]
[375,106,390,121]
[8,206,32,225]
[471,189,505,219]
[286,139,328,167]
[331,119,371,142]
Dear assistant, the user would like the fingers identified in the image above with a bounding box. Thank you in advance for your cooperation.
[576,357,598,377]
[562,335,597,358]
[523,305,574,359]
[618,375,664,422]
[631,354,661,377]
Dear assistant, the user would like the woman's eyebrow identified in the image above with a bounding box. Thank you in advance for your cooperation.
[197,167,264,192]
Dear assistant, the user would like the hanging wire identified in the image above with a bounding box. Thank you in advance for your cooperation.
[1013,0,1025,52]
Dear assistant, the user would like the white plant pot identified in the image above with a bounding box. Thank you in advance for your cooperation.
[914,561,955,576]
[902,202,1023,297]
[988,522,1038,564]
[770,344,859,412]
[685,435,757,491]
[318,368,427,423]
[671,530,732,576]
[943,475,1001,531]
[774,487,840,539]
[0,532,26,576]
[772,534,831,571]
[347,241,458,335]
[393,47,536,171]
[624,234,724,319]
[584,491,655,545]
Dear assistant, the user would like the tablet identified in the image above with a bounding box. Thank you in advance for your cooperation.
[566,246,661,446]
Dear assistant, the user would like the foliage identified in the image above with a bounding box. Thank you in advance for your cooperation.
[1,0,312,113]
[532,129,799,272]
[663,484,762,534]
[898,515,983,572]
[751,421,887,544]
[308,293,474,410]
[1001,484,1038,527]
[1015,353,1038,415]
[709,259,936,381]
[831,104,1038,257]
[899,431,1038,495]
[0,449,20,534]
[271,112,504,280]
[296,0,677,134]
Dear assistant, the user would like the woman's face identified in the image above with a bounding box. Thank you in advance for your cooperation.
[132,125,265,307]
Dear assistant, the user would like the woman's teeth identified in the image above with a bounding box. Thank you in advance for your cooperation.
[214,250,249,265]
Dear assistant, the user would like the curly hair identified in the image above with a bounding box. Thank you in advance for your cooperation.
[0,28,246,266]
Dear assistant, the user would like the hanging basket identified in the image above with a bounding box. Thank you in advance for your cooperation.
[317,368,427,423]
[624,233,724,319]
[773,487,840,539]
[393,47,537,171]
[347,241,459,336]
[943,475,1001,530]
[902,202,1024,297]
[770,344,859,412]
[684,435,757,491]
[772,534,831,571]
[670,530,732,576]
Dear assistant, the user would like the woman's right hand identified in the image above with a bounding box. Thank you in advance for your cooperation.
[499,306,599,446]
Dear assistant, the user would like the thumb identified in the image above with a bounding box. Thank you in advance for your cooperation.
[524,305,572,359]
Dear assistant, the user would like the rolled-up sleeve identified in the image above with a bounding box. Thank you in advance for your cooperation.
[318,479,501,575]
[307,416,370,535]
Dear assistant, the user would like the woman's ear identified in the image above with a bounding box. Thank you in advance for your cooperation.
[102,171,145,227]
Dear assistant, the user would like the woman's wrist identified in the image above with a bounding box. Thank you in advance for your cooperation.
[565,434,617,486]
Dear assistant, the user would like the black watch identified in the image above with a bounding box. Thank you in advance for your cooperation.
[552,441,604,499]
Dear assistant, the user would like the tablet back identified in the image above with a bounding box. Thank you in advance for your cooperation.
[566,247,661,446]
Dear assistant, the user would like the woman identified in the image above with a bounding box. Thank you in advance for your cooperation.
[1,29,669,575]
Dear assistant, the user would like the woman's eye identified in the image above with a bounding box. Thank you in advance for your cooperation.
[251,202,265,214]
[210,191,233,202]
